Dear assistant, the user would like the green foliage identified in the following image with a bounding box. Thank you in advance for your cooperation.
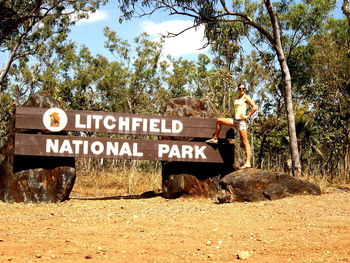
[0,0,108,87]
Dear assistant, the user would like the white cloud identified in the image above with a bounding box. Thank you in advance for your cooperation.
[76,10,109,25]
[141,20,209,57]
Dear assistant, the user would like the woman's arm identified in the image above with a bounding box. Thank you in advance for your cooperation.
[244,95,258,120]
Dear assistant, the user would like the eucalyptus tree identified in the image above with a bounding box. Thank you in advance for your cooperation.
[162,57,196,97]
[343,0,350,26]
[0,0,107,85]
[292,17,350,178]
[117,0,337,175]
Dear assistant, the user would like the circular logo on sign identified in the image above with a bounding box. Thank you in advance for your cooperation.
[42,108,68,132]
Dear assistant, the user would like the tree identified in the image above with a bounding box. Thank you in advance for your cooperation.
[343,0,350,26]
[0,0,107,85]
[117,0,337,175]
[296,18,350,178]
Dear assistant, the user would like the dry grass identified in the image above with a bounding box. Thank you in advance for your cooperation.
[72,160,348,197]
[73,166,162,197]
[301,172,350,194]
[301,175,331,194]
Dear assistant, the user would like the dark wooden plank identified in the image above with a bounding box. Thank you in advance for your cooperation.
[14,133,231,163]
[15,107,233,138]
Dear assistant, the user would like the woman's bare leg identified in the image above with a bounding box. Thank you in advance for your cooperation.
[212,118,234,139]
[239,129,251,166]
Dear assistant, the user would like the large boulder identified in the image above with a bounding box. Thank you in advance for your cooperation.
[162,161,232,199]
[218,168,321,203]
[163,96,220,118]
[161,97,244,199]
[0,91,76,203]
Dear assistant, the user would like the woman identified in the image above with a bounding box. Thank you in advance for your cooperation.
[206,83,258,169]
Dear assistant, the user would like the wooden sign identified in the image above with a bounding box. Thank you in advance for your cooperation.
[14,107,237,163]
[14,133,233,163]
[15,107,231,138]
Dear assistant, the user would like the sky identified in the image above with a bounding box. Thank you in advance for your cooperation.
[56,0,346,61]
[0,0,345,69]
[69,1,210,61]
[0,1,209,69]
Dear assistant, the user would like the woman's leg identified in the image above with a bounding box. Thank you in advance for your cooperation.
[212,118,234,139]
[239,129,251,167]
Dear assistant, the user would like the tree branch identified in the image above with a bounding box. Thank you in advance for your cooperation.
[0,0,43,44]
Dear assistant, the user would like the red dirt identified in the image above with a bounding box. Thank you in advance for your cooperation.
[0,189,349,263]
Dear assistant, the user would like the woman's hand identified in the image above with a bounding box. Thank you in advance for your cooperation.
[240,114,249,121]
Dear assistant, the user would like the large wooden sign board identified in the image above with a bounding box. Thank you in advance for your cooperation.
[14,107,234,163]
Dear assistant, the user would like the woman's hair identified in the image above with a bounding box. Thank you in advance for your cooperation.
[237,82,246,89]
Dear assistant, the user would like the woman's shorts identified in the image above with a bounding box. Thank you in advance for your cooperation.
[233,120,248,130]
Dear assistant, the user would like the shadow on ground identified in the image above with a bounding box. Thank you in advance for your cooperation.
[70,191,163,201]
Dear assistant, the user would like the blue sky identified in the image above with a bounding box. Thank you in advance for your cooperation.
[0,0,345,69]
[69,0,210,61]
[64,0,346,61]
[0,1,209,70]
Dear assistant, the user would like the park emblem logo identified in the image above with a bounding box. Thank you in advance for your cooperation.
[42,108,68,132]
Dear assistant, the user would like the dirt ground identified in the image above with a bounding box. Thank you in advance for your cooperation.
[0,188,350,263]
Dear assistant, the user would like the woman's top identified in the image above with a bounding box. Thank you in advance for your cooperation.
[234,95,247,120]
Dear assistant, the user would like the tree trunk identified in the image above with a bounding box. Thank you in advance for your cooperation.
[258,134,267,169]
[0,43,20,84]
[344,130,350,181]
[343,0,350,27]
[264,0,302,176]
[0,20,33,84]
[282,62,301,175]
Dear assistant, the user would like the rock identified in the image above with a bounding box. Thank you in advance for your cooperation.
[162,163,227,199]
[0,91,76,203]
[236,251,252,260]
[219,168,321,202]
[163,96,220,118]
[161,97,244,199]
[217,190,233,204]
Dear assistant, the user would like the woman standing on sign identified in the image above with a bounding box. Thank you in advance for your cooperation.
[206,83,258,169]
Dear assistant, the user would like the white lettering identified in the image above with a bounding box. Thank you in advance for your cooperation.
[172,120,183,133]
[60,140,73,154]
[132,117,142,131]
[195,145,207,159]
[119,117,130,131]
[161,119,171,133]
[91,141,104,155]
[168,145,181,158]
[181,145,193,158]
[142,118,148,132]
[83,140,89,154]
[158,144,169,158]
[103,116,116,130]
[86,115,92,129]
[119,143,132,156]
[150,119,160,132]
[75,114,185,135]
[106,142,119,155]
[46,139,59,153]
[75,114,86,129]
[71,140,83,154]
[133,143,143,157]
[92,115,103,129]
